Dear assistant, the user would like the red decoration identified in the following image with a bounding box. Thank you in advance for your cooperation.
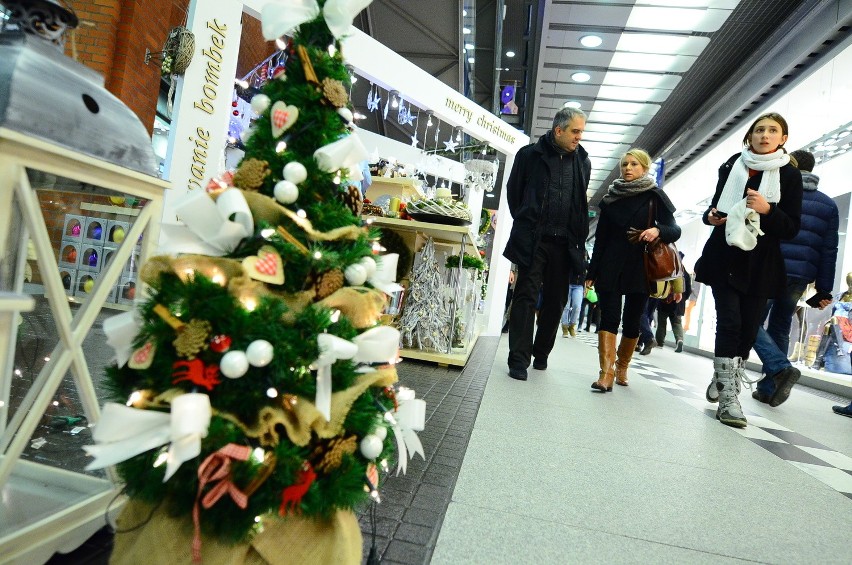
[383,387,398,411]
[279,461,316,516]
[232,110,239,116]
[231,101,238,107]
[272,65,286,79]
[172,358,221,391]
[209,334,232,353]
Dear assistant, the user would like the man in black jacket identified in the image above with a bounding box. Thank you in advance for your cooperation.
[503,107,591,380]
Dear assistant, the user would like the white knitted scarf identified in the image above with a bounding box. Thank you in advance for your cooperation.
[715,149,789,214]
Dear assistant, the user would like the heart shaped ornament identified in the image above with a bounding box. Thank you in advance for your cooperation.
[243,245,285,285]
[128,341,157,370]
[270,101,299,138]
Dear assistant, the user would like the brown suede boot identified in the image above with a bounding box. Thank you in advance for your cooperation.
[591,331,617,392]
[615,336,639,386]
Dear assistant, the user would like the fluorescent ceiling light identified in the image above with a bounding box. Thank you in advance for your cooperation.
[468,57,475,64]
[602,71,680,89]
[582,131,632,144]
[636,0,739,7]
[588,111,654,126]
[582,141,628,156]
[506,50,515,57]
[563,101,582,108]
[580,35,602,48]
[584,123,639,134]
[598,85,670,103]
[627,7,732,33]
[592,100,659,115]
[616,33,709,56]
[571,72,591,82]
[463,27,471,34]
[465,43,474,50]
[610,52,694,73]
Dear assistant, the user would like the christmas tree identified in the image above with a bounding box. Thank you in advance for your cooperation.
[399,237,451,351]
[85,1,423,561]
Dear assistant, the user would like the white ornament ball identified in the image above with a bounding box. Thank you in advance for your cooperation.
[337,107,353,124]
[220,350,249,378]
[274,180,299,204]
[283,162,308,184]
[358,256,377,278]
[360,434,383,459]
[246,339,274,367]
[251,94,271,114]
[240,128,254,143]
[344,263,368,286]
[373,426,387,441]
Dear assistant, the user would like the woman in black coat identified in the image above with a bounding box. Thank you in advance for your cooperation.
[695,112,802,428]
[586,148,681,392]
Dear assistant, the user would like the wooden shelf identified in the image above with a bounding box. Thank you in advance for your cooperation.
[80,202,141,217]
[366,216,478,254]
[399,332,480,367]
[366,176,424,201]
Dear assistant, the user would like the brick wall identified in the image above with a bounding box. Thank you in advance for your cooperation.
[64,2,276,134]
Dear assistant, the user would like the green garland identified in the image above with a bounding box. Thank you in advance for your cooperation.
[445,252,486,271]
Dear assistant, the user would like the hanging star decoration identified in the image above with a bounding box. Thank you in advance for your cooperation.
[367,87,379,112]
[410,133,419,148]
[442,138,459,153]
[404,103,416,126]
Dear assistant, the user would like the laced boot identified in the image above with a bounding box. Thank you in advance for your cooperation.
[614,336,639,386]
[561,324,569,337]
[714,357,747,428]
[591,331,617,392]
[706,358,742,403]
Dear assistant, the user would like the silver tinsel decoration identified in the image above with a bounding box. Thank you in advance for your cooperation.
[399,237,450,351]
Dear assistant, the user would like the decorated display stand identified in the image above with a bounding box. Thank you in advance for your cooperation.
[0,2,168,559]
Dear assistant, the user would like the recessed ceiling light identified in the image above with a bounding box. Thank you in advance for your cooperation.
[580,35,602,48]
[465,43,474,50]
[468,57,475,64]
[571,72,591,83]
[563,101,582,109]
[506,50,515,58]
[463,27,471,34]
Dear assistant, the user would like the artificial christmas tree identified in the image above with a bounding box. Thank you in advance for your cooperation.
[398,237,451,352]
[83,2,424,562]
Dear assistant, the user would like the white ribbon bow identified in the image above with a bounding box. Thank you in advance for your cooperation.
[313,326,401,420]
[261,0,372,40]
[84,393,211,482]
[103,310,142,368]
[160,189,254,256]
[385,387,425,475]
[370,253,404,294]
[313,132,369,174]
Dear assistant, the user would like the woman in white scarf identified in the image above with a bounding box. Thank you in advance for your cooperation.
[694,112,803,429]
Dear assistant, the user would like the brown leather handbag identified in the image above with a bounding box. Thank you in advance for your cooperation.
[627,198,684,283]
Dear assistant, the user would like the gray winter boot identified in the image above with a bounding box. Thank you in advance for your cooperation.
[714,357,747,428]
[705,357,743,403]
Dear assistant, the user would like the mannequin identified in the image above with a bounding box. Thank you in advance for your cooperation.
[839,272,852,303]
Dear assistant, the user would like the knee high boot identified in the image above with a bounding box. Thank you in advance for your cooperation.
[615,336,639,386]
[591,331,617,392]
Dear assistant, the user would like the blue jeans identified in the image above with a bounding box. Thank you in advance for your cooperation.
[753,278,808,393]
[561,285,584,326]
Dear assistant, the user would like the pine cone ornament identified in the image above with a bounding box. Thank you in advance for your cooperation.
[232,158,271,191]
[313,269,345,299]
[321,77,348,108]
[340,184,363,217]
[174,319,212,358]
[311,435,357,474]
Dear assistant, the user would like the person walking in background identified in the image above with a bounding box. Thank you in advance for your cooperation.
[503,107,591,381]
[752,149,838,407]
[683,277,702,331]
[695,112,802,428]
[586,148,681,392]
[561,271,586,337]
[656,257,692,353]
[637,298,659,355]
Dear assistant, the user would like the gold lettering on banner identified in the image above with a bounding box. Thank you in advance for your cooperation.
[444,97,518,147]
[188,19,229,192]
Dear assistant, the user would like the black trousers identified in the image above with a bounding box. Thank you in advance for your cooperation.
[508,238,573,369]
[711,282,768,359]
[596,291,648,339]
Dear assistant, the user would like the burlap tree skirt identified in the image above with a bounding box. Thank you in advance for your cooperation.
[110,500,362,564]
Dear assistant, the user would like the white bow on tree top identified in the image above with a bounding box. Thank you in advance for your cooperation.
[262,0,372,40]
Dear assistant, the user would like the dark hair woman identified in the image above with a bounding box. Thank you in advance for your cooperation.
[694,112,803,428]
[586,148,681,393]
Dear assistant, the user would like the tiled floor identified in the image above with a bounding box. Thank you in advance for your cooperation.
[19,318,852,564]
